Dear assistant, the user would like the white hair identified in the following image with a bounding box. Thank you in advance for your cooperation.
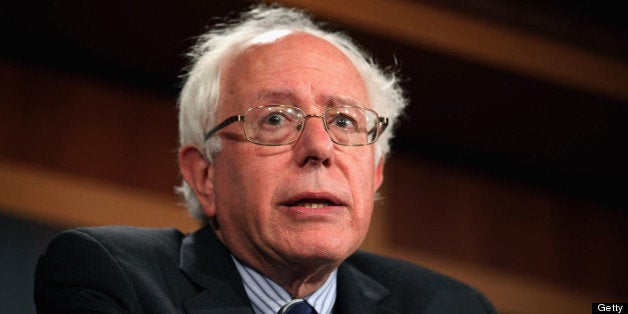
[177,4,408,221]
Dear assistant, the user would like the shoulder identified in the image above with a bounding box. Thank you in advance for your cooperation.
[41,226,185,272]
[35,226,189,312]
[71,225,184,250]
[344,250,497,313]
[346,250,467,290]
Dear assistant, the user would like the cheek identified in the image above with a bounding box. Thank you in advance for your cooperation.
[214,145,287,211]
[342,150,377,192]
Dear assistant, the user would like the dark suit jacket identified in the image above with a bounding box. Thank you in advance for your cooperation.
[34,225,497,313]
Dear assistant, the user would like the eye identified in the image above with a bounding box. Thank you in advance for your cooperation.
[263,113,287,126]
[329,114,357,130]
[258,108,301,130]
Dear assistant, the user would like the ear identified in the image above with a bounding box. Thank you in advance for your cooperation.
[374,157,385,192]
[178,145,216,218]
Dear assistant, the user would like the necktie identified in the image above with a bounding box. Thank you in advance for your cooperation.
[277,299,316,314]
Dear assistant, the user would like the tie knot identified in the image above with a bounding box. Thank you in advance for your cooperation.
[278,299,316,314]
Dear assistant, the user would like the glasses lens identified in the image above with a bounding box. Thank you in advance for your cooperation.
[244,106,304,145]
[325,107,379,145]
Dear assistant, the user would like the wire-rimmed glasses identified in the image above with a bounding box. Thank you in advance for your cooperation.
[203,105,389,146]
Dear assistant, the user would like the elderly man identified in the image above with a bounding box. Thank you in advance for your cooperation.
[35,5,496,314]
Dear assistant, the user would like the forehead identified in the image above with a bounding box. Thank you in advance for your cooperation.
[218,32,369,112]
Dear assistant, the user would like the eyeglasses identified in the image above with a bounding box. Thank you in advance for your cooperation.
[204,105,389,146]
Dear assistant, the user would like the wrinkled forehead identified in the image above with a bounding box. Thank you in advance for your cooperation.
[229,30,362,75]
[218,31,369,111]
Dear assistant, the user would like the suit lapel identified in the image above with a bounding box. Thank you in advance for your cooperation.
[178,227,401,313]
[335,262,399,314]
[179,226,253,314]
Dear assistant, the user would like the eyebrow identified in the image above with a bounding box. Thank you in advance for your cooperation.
[249,89,300,105]
[320,95,359,107]
[249,89,361,108]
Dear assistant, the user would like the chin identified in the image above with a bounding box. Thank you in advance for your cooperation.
[284,235,360,265]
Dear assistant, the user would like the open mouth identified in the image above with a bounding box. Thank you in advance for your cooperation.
[290,199,336,209]
[281,193,345,210]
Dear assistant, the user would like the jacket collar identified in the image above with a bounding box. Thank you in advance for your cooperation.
[179,226,253,313]
[334,261,398,314]
[179,226,397,314]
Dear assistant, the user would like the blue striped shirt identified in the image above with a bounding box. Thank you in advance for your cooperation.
[232,256,337,314]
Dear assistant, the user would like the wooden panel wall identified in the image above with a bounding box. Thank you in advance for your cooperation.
[385,156,627,298]
[2,58,625,313]
[0,60,180,196]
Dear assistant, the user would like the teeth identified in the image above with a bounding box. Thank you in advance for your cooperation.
[297,203,326,208]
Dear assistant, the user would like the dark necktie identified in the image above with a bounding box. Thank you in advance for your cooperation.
[277,299,316,314]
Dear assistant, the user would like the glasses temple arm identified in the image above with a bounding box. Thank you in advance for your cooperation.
[203,115,244,141]
[379,117,389,133]
[367,117,389,137]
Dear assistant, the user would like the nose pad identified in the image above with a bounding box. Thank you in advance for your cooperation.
[296,114,328,138]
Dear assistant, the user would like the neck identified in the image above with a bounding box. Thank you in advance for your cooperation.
[265,262,339,298]
[233,251,340,298]
[216,229,343,298]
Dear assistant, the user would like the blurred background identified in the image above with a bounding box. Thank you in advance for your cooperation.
[1,0,626,313]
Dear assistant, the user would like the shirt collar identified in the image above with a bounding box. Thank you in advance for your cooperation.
[232,256,337,314]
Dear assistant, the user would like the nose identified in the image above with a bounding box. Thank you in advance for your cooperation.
[292,115,334,167]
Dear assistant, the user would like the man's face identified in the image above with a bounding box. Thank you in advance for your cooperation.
[208,33,384,270]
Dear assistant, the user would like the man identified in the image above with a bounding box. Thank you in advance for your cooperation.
[35,5,496,314]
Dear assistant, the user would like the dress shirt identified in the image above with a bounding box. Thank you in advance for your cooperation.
[232,256,337,314]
